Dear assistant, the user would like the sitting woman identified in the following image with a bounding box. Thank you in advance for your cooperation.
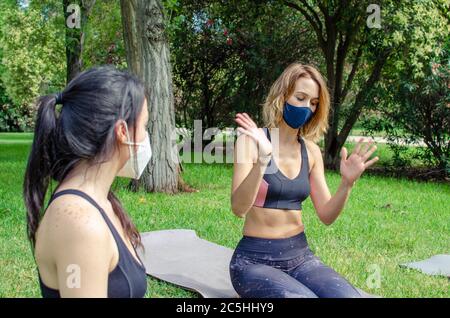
[23,66,152,297]
[229,62,379,298]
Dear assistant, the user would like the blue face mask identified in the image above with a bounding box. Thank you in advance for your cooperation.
[282,102,314,129]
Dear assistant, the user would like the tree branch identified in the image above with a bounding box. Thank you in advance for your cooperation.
[298,0,324,27]
[338,48,392,144]
[341,42,363,102]
[336,14,364,101]
[333,0,348,20]
[282,0,326,48]
[317,0,329,18]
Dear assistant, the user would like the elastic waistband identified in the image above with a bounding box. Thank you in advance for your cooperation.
[235,231,309,261]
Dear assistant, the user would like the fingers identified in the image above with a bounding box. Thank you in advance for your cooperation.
[235,113,256,128]
[353,137,364,155]
[241,112,257,127]
[234,115,251,130]
[364,156,379,169]
[354,138,376,159]
[360,138,373,155]
[340,146,348,162]
[361,144,377,161]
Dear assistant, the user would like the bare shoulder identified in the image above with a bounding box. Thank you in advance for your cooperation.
[303,139,323,169]
[40,195,111,249]
[303,139,321,155]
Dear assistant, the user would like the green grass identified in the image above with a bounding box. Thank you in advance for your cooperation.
[0,133,449,298]
[0,132,34,144]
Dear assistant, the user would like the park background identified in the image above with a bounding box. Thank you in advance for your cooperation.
[0,0,448,297]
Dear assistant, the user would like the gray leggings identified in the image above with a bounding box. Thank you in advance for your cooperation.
[229,231,362,298]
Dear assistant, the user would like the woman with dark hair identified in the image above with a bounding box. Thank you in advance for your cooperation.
[23,66,151,297]
[229,63,379,298]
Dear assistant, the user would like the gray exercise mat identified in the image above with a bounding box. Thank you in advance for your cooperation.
[399,254,450,277]
[136,229,379,298]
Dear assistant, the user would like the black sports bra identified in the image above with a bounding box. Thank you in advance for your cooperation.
[37,189,147,298]
[253,127,311,210]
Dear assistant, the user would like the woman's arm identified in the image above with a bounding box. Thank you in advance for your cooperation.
[49,199,112,297]
[231,134,270,217]
[309,138,379,225]
[231,113,272,218]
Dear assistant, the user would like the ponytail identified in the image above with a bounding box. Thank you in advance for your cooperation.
[23,94,59,248]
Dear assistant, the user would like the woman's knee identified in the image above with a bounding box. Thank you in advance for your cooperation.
[230,262,318,298]
[290,251,363,298]
[317,277,363,298]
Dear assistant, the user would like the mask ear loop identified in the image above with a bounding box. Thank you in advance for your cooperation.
[119,83,139,179]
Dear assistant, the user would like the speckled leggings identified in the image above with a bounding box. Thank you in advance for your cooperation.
[229,231,362,298]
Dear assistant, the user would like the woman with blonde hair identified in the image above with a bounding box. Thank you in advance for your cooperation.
[229,62,379,298]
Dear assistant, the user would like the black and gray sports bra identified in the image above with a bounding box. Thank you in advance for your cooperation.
[253,127,311,210]
[37,189,147,298]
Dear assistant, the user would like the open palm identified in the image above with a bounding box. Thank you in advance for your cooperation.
[340,138,379,185]
[234,112,272,157]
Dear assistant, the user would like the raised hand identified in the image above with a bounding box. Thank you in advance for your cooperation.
[340,138,379,186]
[234,112,272,159]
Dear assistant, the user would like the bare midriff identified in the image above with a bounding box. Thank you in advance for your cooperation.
[242,205,305,239]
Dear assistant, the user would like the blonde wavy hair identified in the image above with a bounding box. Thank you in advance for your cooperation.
[262,62,330,142]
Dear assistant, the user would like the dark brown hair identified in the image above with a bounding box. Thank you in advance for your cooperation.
[23,65,146,249]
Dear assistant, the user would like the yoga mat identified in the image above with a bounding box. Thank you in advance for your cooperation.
[400,254,450,277]
[136,229,379,298]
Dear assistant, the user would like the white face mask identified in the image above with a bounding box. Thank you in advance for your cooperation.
[117,122,152,179]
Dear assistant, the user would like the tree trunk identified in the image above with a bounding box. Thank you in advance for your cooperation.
[120,0,194,193]
[63,0,95,83]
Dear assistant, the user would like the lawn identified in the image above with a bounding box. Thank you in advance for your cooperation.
[0,132,448,298]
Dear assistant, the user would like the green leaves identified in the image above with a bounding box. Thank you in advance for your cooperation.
[0,4,65,111]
